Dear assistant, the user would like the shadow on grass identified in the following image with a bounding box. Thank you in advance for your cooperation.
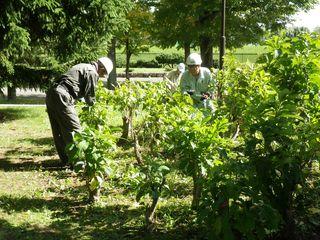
[0,136,59,171]
[0,218,63,240]
[0,108,32,122]
[0,195,148,240]
[5,146,56,159]
[0,95,45,105]
[0,193,199,240]
[0,157,66,172]
[22,137,55,147]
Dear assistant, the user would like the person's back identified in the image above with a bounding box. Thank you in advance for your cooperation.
[60,63,99,104]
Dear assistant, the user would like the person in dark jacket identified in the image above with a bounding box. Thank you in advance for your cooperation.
[46,57,113,166]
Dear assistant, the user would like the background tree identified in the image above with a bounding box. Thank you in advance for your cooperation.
[118,1,153,79]
[152,0,318,68]
[151,0,197,61]
[0,0,132,99]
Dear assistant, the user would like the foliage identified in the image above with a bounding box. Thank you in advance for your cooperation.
[245,32,320,230]
[3,32,318,239]
[133,59,161,68]
[117,1,153,77]
[68,126,116,202]
[0,0,133,90]
[68,82,117,202]
[199,32,320,239]
[155,53,184,68]
[6,64,62,90]
[153,0,318,49]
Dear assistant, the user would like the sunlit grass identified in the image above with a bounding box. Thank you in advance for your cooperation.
[0,106,196,240]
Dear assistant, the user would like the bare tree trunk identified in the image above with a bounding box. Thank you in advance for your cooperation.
[107,38,118,90]
[87,180,101,203]
[200,35,214,68]
[191,171,202,209]
[125,37,132,80]
[184,42,191,62]
[120,109,133,142]
[133,130,143,165]
[145,178,165,231]
[279,193,297,240]
[145,193,159,230]
[0,88,5,98]
[7,86,16,100]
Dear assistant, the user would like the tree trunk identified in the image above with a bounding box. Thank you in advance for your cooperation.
[200,35,214,68]
[145,192,159,231]
[107,38,118,90]
[125,37,132,80]
[191,172,202,209]
[279,191,297,240]
[7,86,16,100]
[145,178,166,231]
[87,181,101,203]
[0,88,5,98]
[184,42,191,62]
[120,109,133,142]
[133,130,143,165]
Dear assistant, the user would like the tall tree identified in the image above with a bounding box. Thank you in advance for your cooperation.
[118,1,153,79]
[0,0,132,99]
[152,0,318,68]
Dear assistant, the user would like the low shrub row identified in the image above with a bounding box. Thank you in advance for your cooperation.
[116,53,184,68]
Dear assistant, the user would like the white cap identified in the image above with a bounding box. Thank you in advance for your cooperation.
[177,63,185,72]
[98,57,113,74]
[186,53,202,65]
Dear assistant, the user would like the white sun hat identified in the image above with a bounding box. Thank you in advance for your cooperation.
[177,63,185,72]
[186,53,202,65]
[98,57,113,74]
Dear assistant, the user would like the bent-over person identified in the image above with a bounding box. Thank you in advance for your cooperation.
[46,57,113,166]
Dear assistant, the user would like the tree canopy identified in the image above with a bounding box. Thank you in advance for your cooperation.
[0,0,133,96]
[0,0,133,71]
[152,0,318,66]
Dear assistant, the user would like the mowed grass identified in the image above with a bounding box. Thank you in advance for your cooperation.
[0,106,195,240]
[116,44,266,68]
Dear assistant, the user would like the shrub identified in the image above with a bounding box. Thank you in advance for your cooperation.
[132,59,160,68]
[155,53,184,68]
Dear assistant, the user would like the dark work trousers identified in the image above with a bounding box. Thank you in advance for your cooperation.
[46,85,81,165]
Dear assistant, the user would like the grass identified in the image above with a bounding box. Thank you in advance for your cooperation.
[116,44,266,67]
[0,96,45,105]
[0,105,196,240]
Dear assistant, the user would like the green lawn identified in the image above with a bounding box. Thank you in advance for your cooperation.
[117,45,266,66]
[0,106,195,240]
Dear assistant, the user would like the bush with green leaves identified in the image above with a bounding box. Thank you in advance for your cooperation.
[243,32,320,238]
[198,32,320,239]
[133,59,160,68]
[67,82,117,202]
[68,33,320,239]
[155,53,184,68]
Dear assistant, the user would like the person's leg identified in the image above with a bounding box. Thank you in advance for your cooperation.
[46,107,69,165]
[58,103,81,150]
[50,87,81,164]
[46,86,79,165]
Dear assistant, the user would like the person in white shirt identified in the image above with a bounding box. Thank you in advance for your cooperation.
[163,63,185,91]
[180,53,215,110]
